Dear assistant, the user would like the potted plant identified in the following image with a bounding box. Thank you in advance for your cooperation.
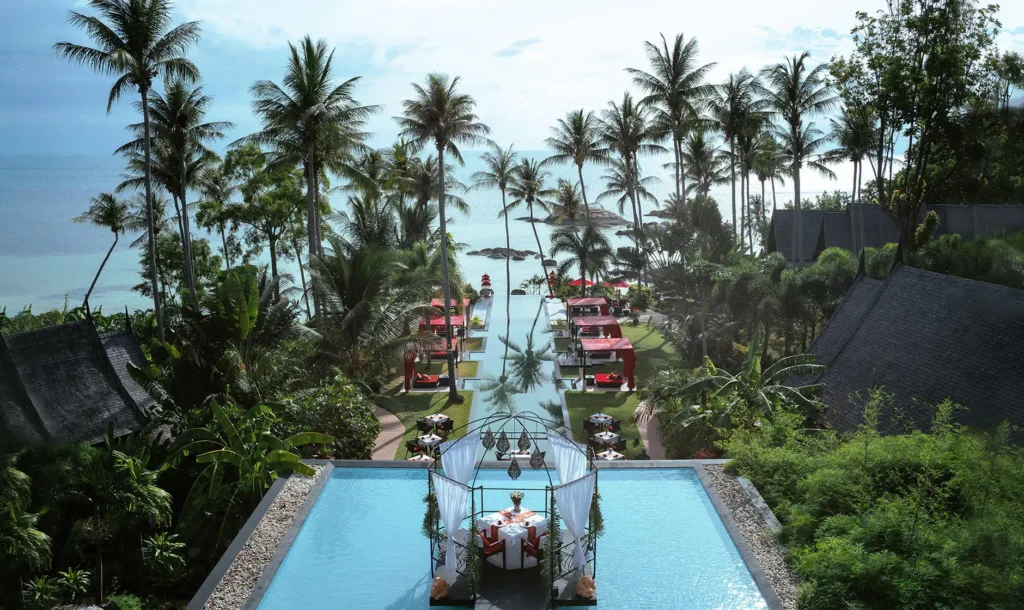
[510,490,525,513]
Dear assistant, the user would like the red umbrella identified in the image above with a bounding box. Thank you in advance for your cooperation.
[482,274,491,280]
[568,278,596,287]
[605,281,631,289]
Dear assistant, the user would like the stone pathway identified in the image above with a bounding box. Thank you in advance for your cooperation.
[371,406,405,460]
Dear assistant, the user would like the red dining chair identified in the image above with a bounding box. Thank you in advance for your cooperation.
[478,529,506,569]
[521,526,547,565]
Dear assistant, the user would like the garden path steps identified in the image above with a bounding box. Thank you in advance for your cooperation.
[371,406,404,460]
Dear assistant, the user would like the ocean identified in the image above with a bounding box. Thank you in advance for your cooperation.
[0,152,848,314]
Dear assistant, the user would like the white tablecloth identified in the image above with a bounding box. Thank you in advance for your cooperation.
[478,506,548,569]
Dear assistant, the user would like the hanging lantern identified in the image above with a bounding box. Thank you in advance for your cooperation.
[517,430,531,452]
[496,431,511,455]
[507,457,522,480]
[530,448,546,470]
[481,428,496,450]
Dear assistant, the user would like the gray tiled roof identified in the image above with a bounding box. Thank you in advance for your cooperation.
[101,331,157,416]
[931,204,1024,239]
[1,322,148,448]
[805,265,1024,435]
[767,209,824,263]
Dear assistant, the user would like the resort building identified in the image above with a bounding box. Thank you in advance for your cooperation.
[799,264,1024,435]
[0,320,154,447]
[766,203,1024,265]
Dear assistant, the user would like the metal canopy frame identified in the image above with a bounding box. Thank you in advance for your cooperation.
[427,412,599,603]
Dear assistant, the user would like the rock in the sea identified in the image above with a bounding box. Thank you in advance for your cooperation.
[537,206,630,228]
[467,247,537,260]
[645,209,674,218]
[511,289,527,295]
[542,259,557,267]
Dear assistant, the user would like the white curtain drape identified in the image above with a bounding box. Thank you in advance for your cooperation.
[440,437,477,486]
[555,472,595,573]
[430,472,470,584]
[548,432,588,484]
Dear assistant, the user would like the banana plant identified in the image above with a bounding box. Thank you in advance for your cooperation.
[168,400,331,540]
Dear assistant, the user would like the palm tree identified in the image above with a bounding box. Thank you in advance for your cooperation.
[680,128,729,199]
[396,73,490,401]
[505,158,553,282]
[825,105,875,252]
[707,69,759,245]
[471,143,518,302]
[245,36,378,321]
[74,193,131,308]
[310,238,436,387]
[196,164,239,268]
[503,332,555,392]
[758,52,838,263]
[543,110,606,223]
[551,179,584,229]
[118,79,233,309]
[626,33,715,202]
[596,157,660,225]
[752,135,788,213]
[55,0,202,341]
[599,92,663,230]
[550,225,613,298]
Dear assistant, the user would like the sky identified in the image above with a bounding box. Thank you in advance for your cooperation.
[1,0,1022,156]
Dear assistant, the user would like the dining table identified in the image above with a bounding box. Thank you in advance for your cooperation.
[417,433,444,447]
[587,412,613,426]
[478,506,548,570]
[424,413,450,426]
[591,431,621,446]
[596,449,625,461]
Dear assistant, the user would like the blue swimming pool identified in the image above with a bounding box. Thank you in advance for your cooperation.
[255,467,768,609]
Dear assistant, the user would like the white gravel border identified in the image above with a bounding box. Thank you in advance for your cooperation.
[705,465,800,609]
[202,466,323,610]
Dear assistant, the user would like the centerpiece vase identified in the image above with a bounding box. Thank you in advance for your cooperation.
[512,500,521,514]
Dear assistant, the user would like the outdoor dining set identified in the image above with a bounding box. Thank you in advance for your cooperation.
[405,412,454,461]
[583,412,627,461]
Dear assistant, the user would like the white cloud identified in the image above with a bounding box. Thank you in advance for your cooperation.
[176,0,882,149]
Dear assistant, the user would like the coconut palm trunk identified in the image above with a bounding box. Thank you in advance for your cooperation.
[793,154,802,264]
[303,157,321,326]
[292,237,312,320]
[577,164,592,224]
[673,137,682,201]
[528,201,547,283]
[437,146,460,401]
[220,223,231,268]
[141,88,165,341]
[179,160,200,309]
[84,232,118,306]
[729,137,737,242]
[739,167,746,251]
[678,138,687,205]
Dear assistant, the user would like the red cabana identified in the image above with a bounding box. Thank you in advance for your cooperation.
[567,297,609,316]
[570,315,622,338]
[419,314,467,332]
[430,298,471,309]
[568,278,595,287]
[580,337,636,390]
[604,281,631,289]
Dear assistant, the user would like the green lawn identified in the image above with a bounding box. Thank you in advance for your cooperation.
[463,337,484,351]
[379,390,475,446]
[563,322,681,458]
[554,337,571,352]
[416,360,479,377]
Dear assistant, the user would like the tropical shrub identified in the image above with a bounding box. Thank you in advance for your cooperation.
[276,377,381,459]
[626,284,653,310]
[725,398,1024,609]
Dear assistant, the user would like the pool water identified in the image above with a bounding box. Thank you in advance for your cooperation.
[256,467,767,609]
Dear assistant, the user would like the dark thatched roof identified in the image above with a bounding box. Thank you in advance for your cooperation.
[801,265,1024,435]
[0,321,149,448]
[767,204,1023,264]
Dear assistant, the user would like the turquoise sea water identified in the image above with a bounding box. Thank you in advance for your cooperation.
[256,467,766,609]
[0,151,846,313]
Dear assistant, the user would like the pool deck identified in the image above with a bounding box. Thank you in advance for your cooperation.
[186,460,790,610]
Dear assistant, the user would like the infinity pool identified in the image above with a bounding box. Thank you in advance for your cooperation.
[256,467,768,609]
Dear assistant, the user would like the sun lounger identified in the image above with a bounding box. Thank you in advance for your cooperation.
[412,373,440,388]
[594,373,624,388]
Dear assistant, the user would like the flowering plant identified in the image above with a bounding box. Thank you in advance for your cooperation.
[510,490,525,503]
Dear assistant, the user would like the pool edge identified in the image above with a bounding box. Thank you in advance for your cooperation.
[192,459,786,610]
[241,463,336,610]
[695,463,786,610]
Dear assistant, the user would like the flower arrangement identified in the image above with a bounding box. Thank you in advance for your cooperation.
[510,490,525,509]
